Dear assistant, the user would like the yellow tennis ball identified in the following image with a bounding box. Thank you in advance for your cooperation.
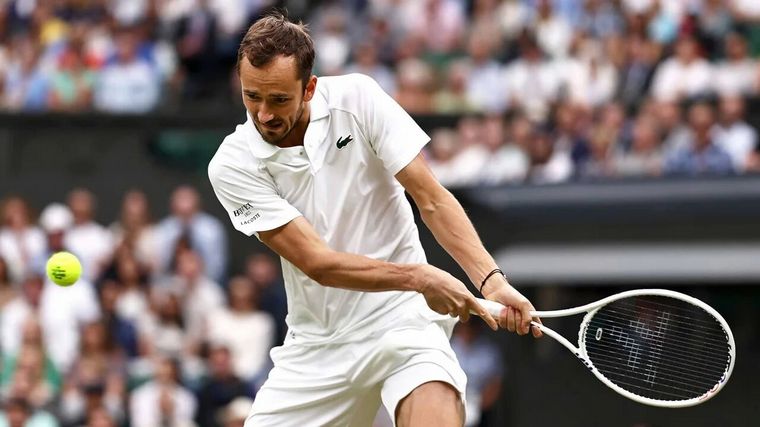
[46,252,82,287]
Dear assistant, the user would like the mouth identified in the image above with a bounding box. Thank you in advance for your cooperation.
[260,121,283,131]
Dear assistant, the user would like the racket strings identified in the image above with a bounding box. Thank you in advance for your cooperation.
[583,295,731,401]
[592,312,730,363]
[600,305,730,343]
[585,340,724,385]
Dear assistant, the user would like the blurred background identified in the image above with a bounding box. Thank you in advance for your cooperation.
[1,0,759,426]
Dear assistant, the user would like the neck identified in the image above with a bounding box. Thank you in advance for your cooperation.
[277,103,311,148]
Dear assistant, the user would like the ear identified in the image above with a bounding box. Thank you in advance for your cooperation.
[303,75,318,102]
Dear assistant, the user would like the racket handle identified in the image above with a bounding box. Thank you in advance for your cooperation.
[474,298,540,318]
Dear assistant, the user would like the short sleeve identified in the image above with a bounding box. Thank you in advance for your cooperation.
[209,154,301,239]
[358,74,430,175]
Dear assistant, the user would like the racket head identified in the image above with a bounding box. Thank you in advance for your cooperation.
[577,289,735,408]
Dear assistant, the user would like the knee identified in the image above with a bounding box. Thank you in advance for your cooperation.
[396,381,464,427]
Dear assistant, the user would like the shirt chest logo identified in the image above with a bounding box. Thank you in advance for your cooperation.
[336,135,353,149]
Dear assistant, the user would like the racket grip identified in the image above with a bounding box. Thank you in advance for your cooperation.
[474,298,541,318]
[474,298,506,317]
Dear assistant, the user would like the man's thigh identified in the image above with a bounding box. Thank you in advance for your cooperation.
[246,343,382,427]
[379,322,467,427]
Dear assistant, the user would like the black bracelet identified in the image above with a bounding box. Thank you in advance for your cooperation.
[480,268,504,295]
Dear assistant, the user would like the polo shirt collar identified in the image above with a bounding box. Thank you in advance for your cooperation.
[246,90,330,161]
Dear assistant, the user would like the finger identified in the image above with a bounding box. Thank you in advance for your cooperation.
[506,306,516,333]
[530,318,544,338]
[470,299,498,331]
[498,307,508,330]
[459,304,471,323]
[515,309,526,336]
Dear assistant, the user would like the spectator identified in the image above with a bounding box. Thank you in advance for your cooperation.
[205,276,275,382]
[616,36,658,109]
[712,31,758,97]
[156,186,228,284]
[93,27,161,114]
[3,38,48,111]
[108,189,159,275]
[664,102,735,176]
[176,0,218,99]
[426,128,464,188]
[506,33,560,121]
[478,115,529,184]
[129,357,197,427]
[393,58,435,114]
[714,95,759,172]
[432,60,477,114]
[65,189,112,283]
[525,127,573,184]
[534,0,574,59]
[112,254,150,326]
[656,100,691,152]
[166,250,225,343]
[344,40,396,95]
[698,0,734,56]
[194,345,249,427]
[97,279,139,359]
[0,317,61,408]
[615,114,664,177]
[0,397,59,427]
[650,35,712,101]
[450,321,504,427]
[47,40,96,111]
[403,0,466,55]
[244,254,286,344]
[312,7,351,76]
[0,196,46,289]
[219,397,254,427]
[58,321,126,426]
[137,289,193,362]
[0,257,16,309]
[576,125,618,179]
[463,28,508,113]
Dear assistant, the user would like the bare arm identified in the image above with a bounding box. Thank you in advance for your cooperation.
[258,215,498,328]
[396,154,541,337]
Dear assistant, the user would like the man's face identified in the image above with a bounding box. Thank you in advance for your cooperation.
[239,55,316,145]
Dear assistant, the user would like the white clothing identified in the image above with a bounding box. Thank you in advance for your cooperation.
[129,382,197,427]
[712,59,758,97]
[65,221,112,282]
[714,122,759,171]
[168,275,225,340]
[506,60,560,121]
[246,317,464,427]
[206,309,276,380]
[0,227,46,284]
[209,73,465,424]
[209,73,448,345]
[0,279,100,371]
[466,61,509,113]
[94,60,161,114]
[651,58,713,101]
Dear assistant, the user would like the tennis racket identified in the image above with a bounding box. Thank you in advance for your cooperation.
[474,289,735,408]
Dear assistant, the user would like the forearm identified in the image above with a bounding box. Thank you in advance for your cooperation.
[305,250,424,293]
[259,216,426,293]
[418,188,501,291]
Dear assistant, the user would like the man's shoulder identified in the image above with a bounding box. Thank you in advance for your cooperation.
[318,73,384,113]
[208,122,257,184]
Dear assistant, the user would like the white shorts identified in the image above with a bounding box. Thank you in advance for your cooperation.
[245,317,467,427]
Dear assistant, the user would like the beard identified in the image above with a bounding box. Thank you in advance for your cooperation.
[256,103,305,145]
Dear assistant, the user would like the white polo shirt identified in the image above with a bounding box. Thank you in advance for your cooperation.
[209,74,444,345]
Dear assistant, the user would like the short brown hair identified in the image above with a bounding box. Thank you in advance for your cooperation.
[237,12,315,88]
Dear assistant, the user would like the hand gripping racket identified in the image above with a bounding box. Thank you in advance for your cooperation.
[475,289,735,407]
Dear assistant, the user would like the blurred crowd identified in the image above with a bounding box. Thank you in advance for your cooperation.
[0,189,506,427]
[1,0,760,185]
[0,188,289,427]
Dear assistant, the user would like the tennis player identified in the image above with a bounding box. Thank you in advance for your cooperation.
[208,13,542,427]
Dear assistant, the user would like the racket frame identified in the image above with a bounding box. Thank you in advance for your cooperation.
[476,288,735,408]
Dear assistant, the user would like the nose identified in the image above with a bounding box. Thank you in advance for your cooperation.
[257,108,274,123]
